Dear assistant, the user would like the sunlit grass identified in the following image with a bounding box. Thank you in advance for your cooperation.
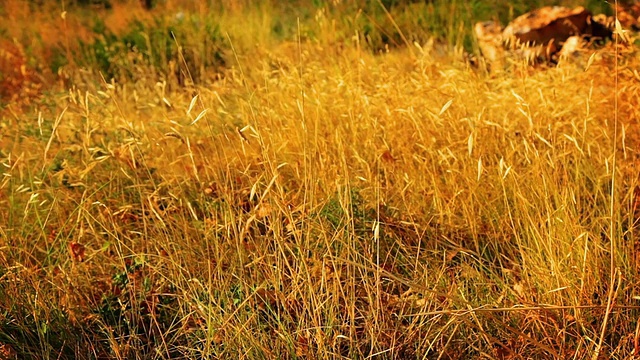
[2,1,640,359]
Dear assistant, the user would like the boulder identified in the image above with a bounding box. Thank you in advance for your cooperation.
[557,35,584,59]
[503,6,591,47]
[474,6,616,68]
[588,14,614,40]
[474,21,504,66]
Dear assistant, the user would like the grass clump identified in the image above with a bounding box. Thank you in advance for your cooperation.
[79,15,226,84]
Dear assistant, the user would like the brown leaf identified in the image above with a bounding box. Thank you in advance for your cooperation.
[204,182,218,197]
[256,203,272,219]
[0,343,17,360]
[381,150,395,163]
[513,282,525,298]
[69,242,86,262]
[242,238,256,252]
[254,288,279,310]
[296,335,310,357]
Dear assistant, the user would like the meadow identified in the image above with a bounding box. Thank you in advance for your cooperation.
[1,0,640,358]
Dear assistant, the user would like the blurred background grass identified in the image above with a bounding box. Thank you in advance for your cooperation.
[0,0,620,94]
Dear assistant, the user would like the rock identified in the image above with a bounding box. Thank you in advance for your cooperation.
[512,40,557,64]
[558,35,584,59]
[589,14,614,39]
[474,21,504,66]
[503,6,591,47]
[475,6,615,68]
[592,14,614,29]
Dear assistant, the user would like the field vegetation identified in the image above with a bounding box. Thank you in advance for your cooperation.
[1,0,640,358]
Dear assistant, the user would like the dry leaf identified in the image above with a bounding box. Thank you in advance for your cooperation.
[256,203,272,219]
[204,183,218,197]
[446,249,460,262]
[296,335,310,357]
[69,242,86,262]
[242,238,256,252]
[513,282,525,298]
[47,229,57,243]
[0,343,17,360]
[381,150,395,163]
[254,288,279,310]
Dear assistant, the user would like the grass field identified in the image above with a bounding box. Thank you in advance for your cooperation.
[2,0,640,358]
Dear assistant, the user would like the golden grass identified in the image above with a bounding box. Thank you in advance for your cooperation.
[2,3,640,359]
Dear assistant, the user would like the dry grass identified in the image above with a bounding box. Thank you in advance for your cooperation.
[2,1,640,359]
